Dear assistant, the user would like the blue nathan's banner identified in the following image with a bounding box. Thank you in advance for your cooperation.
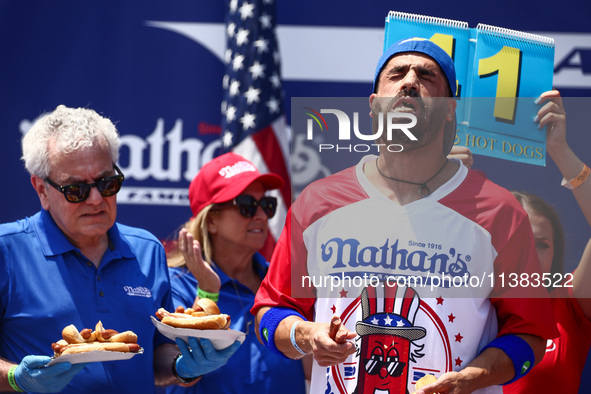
[1,1,591,392]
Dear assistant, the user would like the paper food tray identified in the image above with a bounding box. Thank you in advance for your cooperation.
[46,348,143,366]
[151,316,246,350]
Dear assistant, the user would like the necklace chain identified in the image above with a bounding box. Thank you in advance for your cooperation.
[375,158,448,197]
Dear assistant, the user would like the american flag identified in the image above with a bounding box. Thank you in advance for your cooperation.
[220,0,291,258]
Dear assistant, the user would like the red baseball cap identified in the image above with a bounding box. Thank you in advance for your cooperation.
[188,152,284,216]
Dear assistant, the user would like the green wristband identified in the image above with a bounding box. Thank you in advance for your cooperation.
[197,287,219,302]
[8,366,24,392]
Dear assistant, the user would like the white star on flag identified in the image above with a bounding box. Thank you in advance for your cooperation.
[224,49,233,64]
[227,22,236,37]
[226,106,237,122]
[229,80,241,96]
[238,2,255,20]
[236,28,250,46]
[244,86,261,104]
[269,73,280,88]
[222,130,234,148]
[259,13,271,29]
[232,54,245,71]
[266,97,279,114]
[249,61,266,79]
[253,38,269,53]
[239,112,256,130]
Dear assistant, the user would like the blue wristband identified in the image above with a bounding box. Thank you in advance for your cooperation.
[480,335,535,385]
[259,307,306,358]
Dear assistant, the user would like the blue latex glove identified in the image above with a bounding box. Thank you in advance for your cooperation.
[14,355,88,393]
[175,337,241,379]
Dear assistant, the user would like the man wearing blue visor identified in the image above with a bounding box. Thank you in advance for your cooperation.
[252,38,558,394]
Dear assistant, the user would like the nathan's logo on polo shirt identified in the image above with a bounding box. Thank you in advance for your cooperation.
[123,285,153,298]
[321,237,470,277]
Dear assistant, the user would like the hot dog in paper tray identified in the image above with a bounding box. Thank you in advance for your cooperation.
[155,298,231,330]
[152,298,245,350]
[47,321,142,365]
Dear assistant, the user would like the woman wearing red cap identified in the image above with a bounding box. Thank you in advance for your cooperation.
[165,152,307,394]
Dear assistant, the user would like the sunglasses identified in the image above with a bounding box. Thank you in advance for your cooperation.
[363,356,406,377]
[45,164,125,203]
[214,195,278,218]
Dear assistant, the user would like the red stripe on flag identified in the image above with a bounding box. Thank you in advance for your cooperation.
[252,125,292,206]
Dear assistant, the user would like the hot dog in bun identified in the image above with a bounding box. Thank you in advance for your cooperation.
[155,299,230,330]
[52,321,140,357]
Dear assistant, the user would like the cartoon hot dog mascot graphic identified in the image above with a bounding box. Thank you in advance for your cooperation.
[355,283,426,394]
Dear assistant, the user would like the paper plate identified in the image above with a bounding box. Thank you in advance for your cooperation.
[46,348,143,366]
[151,316,246,350]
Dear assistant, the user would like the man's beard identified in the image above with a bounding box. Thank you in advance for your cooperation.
[371,89,448,150]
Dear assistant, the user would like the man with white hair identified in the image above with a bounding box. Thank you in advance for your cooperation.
[0,105,239,393]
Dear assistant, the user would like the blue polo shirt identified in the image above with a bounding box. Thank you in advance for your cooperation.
[167,253,306,394]
[0,209,174,393]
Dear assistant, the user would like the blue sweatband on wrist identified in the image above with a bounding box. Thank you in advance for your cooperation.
[259,307,306,358]
[480,335,535,385]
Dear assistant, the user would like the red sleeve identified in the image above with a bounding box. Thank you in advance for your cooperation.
[492,297,557,339]
[491,217,558,339]
[557,284,591,339]
[252,207,316,321]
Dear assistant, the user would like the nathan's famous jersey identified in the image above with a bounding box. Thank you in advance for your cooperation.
[254,155,558,394]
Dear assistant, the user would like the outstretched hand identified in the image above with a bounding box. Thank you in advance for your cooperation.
[178,228,220,294]
[305,320,356,367]
[535,90,567,158]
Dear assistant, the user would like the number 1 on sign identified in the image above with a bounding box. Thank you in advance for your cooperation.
[429,34,460,96]
[478,46,522,123]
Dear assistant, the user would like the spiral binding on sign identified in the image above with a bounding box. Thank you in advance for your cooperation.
[387,11,469,30]
[476,23,555,48]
